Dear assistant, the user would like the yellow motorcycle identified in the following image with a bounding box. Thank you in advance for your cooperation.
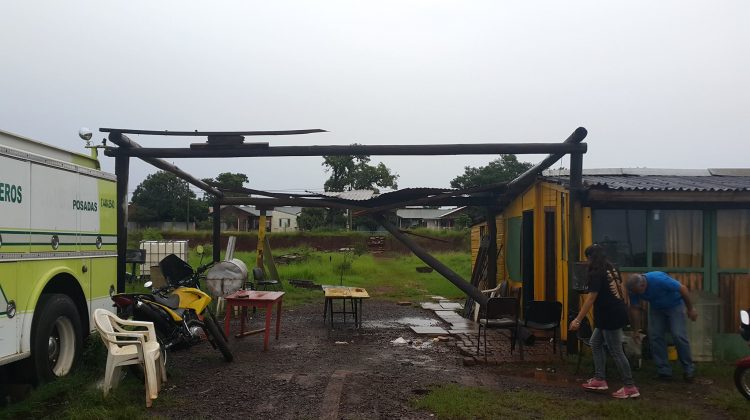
[112,253,233,362]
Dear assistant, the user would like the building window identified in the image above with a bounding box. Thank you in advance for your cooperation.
[652,210,703,267]
[717,209,750,269]
[591,209,647,267]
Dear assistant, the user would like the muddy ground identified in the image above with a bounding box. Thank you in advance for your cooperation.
[152,300,620,420]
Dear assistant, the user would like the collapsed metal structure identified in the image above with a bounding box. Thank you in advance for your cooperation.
[102,127,587,309]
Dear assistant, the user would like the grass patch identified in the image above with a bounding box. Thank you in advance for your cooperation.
[2,336,177,419]
[182,248,470,308]
[412,384,701,420]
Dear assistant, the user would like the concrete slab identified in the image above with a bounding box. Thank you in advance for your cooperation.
[410,326,449,335]
[439,302,464,310]
[420,303,444,310]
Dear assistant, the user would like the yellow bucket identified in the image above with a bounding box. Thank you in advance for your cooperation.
[667,345,677,361]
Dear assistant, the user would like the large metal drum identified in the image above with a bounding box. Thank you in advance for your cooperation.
[205,258,248,297]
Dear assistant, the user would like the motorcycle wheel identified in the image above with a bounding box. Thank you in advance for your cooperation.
[206,310,228,342]
[203,316,233,362]
[735,366,750,400]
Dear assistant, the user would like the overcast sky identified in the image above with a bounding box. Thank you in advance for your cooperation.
[1,1,747,196]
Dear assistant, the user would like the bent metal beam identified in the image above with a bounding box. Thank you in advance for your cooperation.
[372,213,488,307]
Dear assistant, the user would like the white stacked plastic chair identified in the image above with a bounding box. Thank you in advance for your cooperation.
[93,308,167,408]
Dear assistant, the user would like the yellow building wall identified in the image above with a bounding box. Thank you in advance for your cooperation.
[469,181,594,341]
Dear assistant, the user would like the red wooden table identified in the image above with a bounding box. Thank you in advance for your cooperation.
[223,290,284,351]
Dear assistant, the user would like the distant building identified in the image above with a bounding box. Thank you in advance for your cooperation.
[396,207,467,230]
[215,205,301,232]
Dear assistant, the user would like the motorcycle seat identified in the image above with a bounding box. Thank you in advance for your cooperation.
[153,293,180,308]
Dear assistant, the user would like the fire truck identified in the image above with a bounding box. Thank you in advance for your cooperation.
[0,129,116,382]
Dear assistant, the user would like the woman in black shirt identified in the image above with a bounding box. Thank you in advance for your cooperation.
[569,244,640,399]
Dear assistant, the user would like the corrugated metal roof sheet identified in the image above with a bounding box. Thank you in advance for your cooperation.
[312,190,378,201]
[396,208,458,219]
[544,174,750,192]
[309,188,454,206]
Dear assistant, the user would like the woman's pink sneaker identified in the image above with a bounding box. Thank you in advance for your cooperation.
[582,378,609,390]
[612,386,640,399]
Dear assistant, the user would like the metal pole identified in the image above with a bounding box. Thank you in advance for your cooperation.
[486,208,498,289]
[373,213,487,306]
[256,209,267,269]
[567,151,584,354]
[213,203,221,263]
[115,156,129,293]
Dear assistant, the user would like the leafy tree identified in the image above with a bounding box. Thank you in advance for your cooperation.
[450,154,533,189]
[203,172,249,195]
[297,208,327,231]
[454,213,472,230]
[130,171,206,223]
[323,150,398,193]
[320,151,399,231]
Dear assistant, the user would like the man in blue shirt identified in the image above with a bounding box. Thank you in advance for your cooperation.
[626,272,698,381]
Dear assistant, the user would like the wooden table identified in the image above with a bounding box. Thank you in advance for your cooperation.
[223,290,284,351]
[322,286,370,328]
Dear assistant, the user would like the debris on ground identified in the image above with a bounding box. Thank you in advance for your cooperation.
[390,337,408,345]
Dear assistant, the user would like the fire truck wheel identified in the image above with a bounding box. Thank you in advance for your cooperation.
[30,294,83,383]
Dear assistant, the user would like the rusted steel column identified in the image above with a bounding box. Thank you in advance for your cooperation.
[372,213,487,306]
[486,208,498,289]
[115,155,129,293]
[256,209,267,268]
[213,203,221,263]
[567,151,584,353]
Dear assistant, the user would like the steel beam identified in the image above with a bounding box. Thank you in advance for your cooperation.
[372,213,487,306]
[213,203,221,263]
[104,142,587,159]
[115,156,129,293]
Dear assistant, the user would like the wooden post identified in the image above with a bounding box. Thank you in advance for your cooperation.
[115,155,129,293]
[213,203,221,263]
[567,151,584,354]
[486,208,498,289]
[256,209,267,268]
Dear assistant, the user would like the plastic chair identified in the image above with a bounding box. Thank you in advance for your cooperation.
[94,309,167,408]
[519,300,563,361]
[476,297,520,360]
[252,267,281,291]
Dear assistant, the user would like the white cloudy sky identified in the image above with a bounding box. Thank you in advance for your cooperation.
[1,1,747,196]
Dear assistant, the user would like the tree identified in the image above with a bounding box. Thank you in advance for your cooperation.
[130,171,205,223]
[322,150,398,193]
[297,208,328,231]
[450,154,533,189]
[320,151,399,231]
[203,172,249,195]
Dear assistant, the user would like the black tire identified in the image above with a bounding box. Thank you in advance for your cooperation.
[29,294,83,384]
[735,366,750,400]
[206,310,228,342]
[203,316,233,362]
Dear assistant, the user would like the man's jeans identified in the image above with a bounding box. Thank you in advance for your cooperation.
[649,303,695,376]
[590,327,635,386]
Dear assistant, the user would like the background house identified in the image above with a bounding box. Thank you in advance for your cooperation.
[471,168,750,359]
[216,205,302,232]
[396,207,467,229]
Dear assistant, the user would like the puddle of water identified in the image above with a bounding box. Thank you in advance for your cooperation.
[364,317,441,329]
